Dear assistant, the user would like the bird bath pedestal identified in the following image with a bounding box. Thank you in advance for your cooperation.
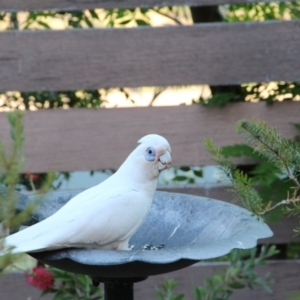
[16,191,273,300]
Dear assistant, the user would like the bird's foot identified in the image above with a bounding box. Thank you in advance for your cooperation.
[142,244,164,251]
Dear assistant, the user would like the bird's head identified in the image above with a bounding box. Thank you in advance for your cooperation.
[138,134,172,173]
[117,134,172,182]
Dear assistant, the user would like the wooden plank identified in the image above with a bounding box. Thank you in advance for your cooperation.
[1,21,300,91]
[0,102,299,172]
[160,186,300,244]
[135,260,300,300]
[1,261,300,300]
[0,0,281,12]
[0,272,52,300]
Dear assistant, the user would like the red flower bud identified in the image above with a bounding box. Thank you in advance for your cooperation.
[25,173,39,182]
[26,266,54,291]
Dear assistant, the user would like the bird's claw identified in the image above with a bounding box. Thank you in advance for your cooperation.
[142,243,164,251]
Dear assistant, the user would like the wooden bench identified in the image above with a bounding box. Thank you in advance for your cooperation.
[0,0,300,299]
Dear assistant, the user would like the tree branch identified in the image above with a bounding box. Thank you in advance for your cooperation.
[258,197,300,215]
[240,124,300,189]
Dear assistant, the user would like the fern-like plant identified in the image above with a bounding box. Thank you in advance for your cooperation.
[205,118,300,232]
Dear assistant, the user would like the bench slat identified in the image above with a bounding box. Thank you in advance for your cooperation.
[1,21,300,92]
[0,0,280,12]
[0,102,299,172]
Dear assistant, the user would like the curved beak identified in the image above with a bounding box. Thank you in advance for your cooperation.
[158,150,172,171]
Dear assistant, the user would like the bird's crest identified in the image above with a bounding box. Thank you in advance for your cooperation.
[138,134,171,152]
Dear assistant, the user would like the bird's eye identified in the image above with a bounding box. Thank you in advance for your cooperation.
[145,147,156,162]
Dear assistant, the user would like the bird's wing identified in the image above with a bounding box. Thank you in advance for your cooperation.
[4,186,150,253]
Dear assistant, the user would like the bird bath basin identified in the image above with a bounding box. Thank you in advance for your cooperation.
[13,190,272,300]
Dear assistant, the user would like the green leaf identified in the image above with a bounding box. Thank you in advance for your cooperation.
[7,112,15,126]
[174,294,186,300]
[117,9,130,19]
[194,287,205,300]
[89,10,99,20]
[229,282,246,289]
[179,166,190,172]
[10,129,16,141]
[154,288,164,300]
[199,92,242,107]
[83,15,94,28]
[53,291,66,300]
[294,123,300,132]
[140,8,150,14]
[193,170,203,177]
[53,274,75,282]
[250,162,282,185]
[188,178,195,184]
[136,19,149,26]
[119,19,132,25]
[173,176,188,182]
[221,144,261,160]
[37,20,51,29]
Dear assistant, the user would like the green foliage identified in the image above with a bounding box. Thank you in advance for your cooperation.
[220,144,260,160]
[1,91,104,110]
[194,246,277,300]
[234,120,300,219]
[0,112,24,269]
[204,138,264,214]
[21,91,103,109]
[103,8,151,27]
[287,243,300,259]
[155,279,186,300]
[291,292,300,300]
[0,112,55,271]
[40,266,104,300]
[18,172,70,192]
[156,246,278,300]
[171,167,203,184]
[198,92,244,107]
[224,2,300,22]
[237,119,300,170]
[10,8,151,30]
[221,143,296,219]
[198,82,300,107]
[205,118,300,230]
[0,111,25,240]
[0,111,24,182]
[244,83,300,104]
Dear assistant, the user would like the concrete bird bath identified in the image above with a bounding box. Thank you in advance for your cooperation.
[11,190,272,300]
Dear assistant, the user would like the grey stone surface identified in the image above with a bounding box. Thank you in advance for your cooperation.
[9,190,273,278]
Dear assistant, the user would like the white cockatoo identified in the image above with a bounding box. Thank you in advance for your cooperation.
[3,134,171,253]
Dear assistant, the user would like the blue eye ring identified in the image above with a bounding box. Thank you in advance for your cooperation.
[145,147,156,162]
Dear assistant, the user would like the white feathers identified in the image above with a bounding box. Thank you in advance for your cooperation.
[3,134,172,253]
